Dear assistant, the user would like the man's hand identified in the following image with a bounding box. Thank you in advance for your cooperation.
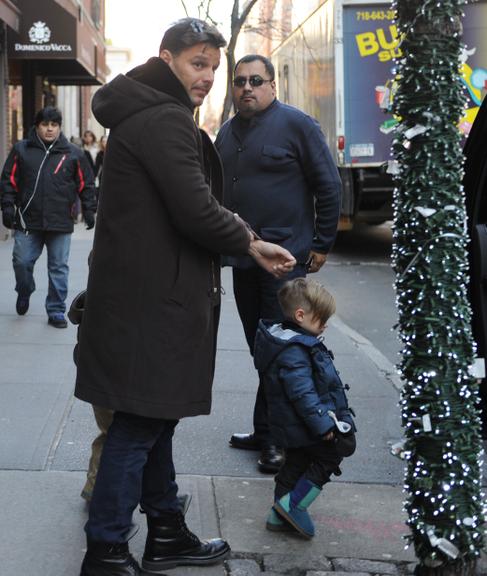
[84,211,95,230]
[1,207,15,229]
[248,239,296,278]
[306,251,328,273]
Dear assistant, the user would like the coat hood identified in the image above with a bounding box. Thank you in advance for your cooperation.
[254,319,319,374]
[92,57,194,129]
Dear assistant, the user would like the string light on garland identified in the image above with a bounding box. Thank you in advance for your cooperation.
[391,0,485,574]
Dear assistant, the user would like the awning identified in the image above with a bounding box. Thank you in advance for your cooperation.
[7,0,106,85]
[0,0,20,31]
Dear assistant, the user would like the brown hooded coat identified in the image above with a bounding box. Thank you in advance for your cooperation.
[74,58,250,419]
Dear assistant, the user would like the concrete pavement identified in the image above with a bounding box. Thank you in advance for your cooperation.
[0,225,484,575]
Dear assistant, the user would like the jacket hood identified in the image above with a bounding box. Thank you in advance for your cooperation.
[254,319,319,374]
[92,57,194,129]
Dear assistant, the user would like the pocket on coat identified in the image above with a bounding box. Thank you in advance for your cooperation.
[261,145,296,171]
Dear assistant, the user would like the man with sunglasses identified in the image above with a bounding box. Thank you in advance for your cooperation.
[215,54,341,475]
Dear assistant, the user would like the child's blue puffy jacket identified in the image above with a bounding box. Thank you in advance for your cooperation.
[254,319,355,448]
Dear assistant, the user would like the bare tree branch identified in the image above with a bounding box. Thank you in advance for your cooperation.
[204,0,219,26]
[179,0,189,17]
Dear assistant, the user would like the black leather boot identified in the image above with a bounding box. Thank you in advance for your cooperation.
[80,541,140,575]
[142,511,230,573]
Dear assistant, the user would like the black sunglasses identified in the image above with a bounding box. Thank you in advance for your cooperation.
[233,75,272,88]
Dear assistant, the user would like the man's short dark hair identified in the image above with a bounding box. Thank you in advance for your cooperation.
[234,55,275,81]
[34,106,62,126]
[159,18,226,55]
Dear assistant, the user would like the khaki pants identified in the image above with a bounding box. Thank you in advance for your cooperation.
[81,405,114,500]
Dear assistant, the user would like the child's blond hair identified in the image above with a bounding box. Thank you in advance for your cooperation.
[278,278,336,324]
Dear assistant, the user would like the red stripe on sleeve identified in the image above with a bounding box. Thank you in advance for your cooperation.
[77,160,85,194]
[10,157,19,193]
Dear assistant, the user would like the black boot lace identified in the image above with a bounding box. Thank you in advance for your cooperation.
[176,513,201,546]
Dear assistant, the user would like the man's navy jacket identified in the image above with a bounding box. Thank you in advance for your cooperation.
[215,99,342,267]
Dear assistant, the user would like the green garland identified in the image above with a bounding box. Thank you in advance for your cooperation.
[391,0,484,571]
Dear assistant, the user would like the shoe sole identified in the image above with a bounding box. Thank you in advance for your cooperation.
[48,321,68,329]
[142,546,230,572]
[273,504,314,539]
[265,520,295,532]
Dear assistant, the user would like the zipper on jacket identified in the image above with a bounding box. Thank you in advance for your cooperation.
[19,135,59,232]
[211,260,218,294]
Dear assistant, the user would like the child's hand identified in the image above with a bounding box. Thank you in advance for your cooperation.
[323,430,335,442]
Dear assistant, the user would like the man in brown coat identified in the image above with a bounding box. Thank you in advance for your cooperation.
[75,18,295,576]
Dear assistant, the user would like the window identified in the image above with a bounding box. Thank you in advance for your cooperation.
[91,0,101,29]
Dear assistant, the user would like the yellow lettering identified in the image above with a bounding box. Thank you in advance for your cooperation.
[356,32,379,57]
[378,51,391,62]
[377,25,400,51]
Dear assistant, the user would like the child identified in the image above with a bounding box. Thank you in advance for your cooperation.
[253,277,356,539]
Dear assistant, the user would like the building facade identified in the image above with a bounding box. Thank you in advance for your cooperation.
[5,0,106,141]
[0,0,107,238]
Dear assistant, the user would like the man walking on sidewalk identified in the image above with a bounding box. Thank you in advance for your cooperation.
[0,106,96,328]
[75,19,295,576]
[215,54,341,473]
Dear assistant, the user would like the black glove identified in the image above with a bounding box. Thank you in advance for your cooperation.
[2,207,15,229]
[84,211,95,230]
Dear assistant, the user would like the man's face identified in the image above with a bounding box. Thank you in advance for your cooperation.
[160,42,221,107]
[233,60,276,118]
[36,121,61,142]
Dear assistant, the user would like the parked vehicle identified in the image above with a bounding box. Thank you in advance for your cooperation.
[272,0,487,230]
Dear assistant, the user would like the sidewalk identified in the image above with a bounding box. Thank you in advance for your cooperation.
[0,226,484,576]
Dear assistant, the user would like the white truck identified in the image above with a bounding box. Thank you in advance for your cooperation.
[271,0,487,229]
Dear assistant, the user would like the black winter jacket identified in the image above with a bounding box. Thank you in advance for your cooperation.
[254,319,356,448]
[0,128,96,233]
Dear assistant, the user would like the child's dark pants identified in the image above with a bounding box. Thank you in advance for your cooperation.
[274,442,343,499]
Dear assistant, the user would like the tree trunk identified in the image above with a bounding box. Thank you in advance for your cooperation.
[221,48,236,124]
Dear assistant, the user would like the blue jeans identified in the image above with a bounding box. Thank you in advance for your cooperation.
[86,412,180,543]
[12,230,71,315]
[232,265,306,444]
